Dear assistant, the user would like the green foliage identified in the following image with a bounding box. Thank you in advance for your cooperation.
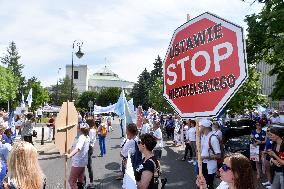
[75,91,98,112]
[0,66,17,103]
[245,0,284,100]
[149,78,174,113]
[49,76,79,106]
[96,87,121,107]
[131,68,151,110]
[23,77,49,110]
[150,55,163,84]
[1,41,23,78]
[226,67,268,114]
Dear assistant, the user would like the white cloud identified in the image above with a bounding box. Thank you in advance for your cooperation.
[0,0,263,87]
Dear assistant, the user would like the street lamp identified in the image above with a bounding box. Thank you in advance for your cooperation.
[56,67,62,105]
[71,40,84,101]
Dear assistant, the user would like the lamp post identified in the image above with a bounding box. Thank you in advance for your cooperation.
[71,40,84,101]
[56,67,62,105]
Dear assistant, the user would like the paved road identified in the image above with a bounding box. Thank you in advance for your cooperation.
[35,119,265,189]
[36,119,200,189]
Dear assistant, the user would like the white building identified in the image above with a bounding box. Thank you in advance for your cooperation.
[66,64,135,94]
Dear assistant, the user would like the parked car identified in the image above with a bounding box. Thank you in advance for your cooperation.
[224,135,250,158]
[223,119,256,142]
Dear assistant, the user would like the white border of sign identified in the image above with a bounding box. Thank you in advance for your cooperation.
[163,12,248,118]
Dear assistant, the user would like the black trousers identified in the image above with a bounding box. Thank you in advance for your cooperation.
[87,146,94,183]
[202,163,215,189]
[184,143,192,159]
[166,127,174,139]
[23,136,33,145]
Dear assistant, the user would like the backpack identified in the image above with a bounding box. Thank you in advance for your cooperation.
[101,125,107,136]
[131,141,142,170]
[208,134,222,164]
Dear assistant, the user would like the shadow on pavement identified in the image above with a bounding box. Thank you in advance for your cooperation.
[105,162,120,171]
[38,155,62,161]
[161,142,198,189]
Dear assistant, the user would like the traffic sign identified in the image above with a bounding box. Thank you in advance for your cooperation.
[163,12,248,118]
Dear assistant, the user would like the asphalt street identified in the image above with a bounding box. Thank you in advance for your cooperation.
[36,119,199,189]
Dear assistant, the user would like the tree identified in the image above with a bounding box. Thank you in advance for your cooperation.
[131,68,151,110]
[49,76,79,105]
[0,66,17,105]
[96,88,121,107]
[149,78,174,113]
[1,41,23,78]
[226,67,268,114]
[76,91,98,112]
[0,41,25,108]
[22,77,49,110]
[245,0,284,100]
[150,55,163,85]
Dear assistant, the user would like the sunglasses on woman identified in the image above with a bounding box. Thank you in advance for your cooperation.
[222,164,232,172]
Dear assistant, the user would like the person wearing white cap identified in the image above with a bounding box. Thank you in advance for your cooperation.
[66,122,90,189]
[199,119,221,189]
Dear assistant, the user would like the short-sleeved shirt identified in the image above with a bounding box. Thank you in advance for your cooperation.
[153,128,163,148]
[71,134,90,167]
[134,156,159,189]
[121,138,137,158]
[251,129,266,151]
[201,132,221,174]
[186,127,196,142]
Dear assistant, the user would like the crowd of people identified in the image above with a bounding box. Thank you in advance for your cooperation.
[0,106,283,189]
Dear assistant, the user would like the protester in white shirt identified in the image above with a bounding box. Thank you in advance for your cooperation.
[36,107,43,123]
[270,112,281,124]
[66,123,90,189]
[200,119,221,189]
[183,120,197,163]
[86,118,97,187]
[117,123,138,180]
[196,153,255,189]
[107,114,113,132]
[174,116,182,146]
[140,118,150,135]
[152,121,163,160]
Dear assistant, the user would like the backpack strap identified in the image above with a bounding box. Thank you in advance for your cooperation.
[208,134,218,155]
[148,158,160,177]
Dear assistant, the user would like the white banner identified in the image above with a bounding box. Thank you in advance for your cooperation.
[93,104,116,114]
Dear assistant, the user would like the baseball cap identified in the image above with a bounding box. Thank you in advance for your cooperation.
[199,119,212,128]
[79,122,89,129]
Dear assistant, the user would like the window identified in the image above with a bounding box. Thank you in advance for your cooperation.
[74,71,78,79]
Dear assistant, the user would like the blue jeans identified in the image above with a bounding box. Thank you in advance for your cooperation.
[98,135,106,155]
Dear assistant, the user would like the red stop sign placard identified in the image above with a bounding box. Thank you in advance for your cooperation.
[163,12,248,118]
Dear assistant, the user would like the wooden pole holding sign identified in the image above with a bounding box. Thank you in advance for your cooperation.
[54,101,78,189]
[195,119,202,177]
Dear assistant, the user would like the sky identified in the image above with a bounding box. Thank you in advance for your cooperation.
[0,0,264,87]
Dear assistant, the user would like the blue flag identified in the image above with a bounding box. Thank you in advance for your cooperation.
[8,111,16,139]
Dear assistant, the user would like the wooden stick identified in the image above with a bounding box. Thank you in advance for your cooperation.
[195,118,203,177]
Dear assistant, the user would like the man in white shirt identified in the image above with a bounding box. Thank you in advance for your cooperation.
[36,107,43,123]
[140,118,150,135]
[200,119,221,189]
[271,112,281,124]
[153,121,163,160]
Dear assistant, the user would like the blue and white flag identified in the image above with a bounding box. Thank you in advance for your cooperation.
[8,111,16,139]
[26,89,33,107]
[21,93,25,110]
[115,90,134,135]
[122,151,137,189]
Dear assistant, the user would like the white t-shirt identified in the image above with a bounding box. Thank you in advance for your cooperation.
[214,130,223,142]
[37,109,43,116]
[141,123,150,134]
[121,137,137,158]
[72,135,90,167]
[201,131,221,174]
[153,128,163,148]
[216,181,229,189]
[89,128,96,147]
[271,116,280,124]
[186,127,196,142]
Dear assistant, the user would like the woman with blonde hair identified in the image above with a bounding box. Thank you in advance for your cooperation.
[4,141,45,189]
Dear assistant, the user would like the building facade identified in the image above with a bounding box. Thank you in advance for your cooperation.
[66,64,135,94]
